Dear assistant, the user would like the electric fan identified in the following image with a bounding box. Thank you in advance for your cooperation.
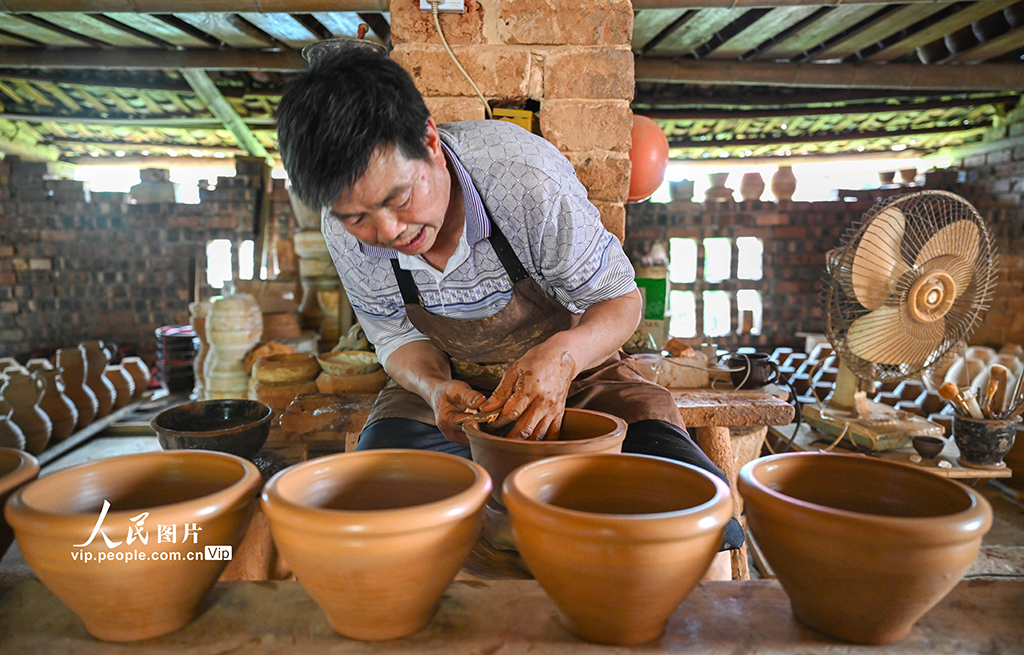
[803,190,997,450]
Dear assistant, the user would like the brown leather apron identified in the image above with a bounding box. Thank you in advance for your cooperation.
[364,219,684,430]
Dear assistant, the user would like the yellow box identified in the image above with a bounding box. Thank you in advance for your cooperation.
[492,108,536,133]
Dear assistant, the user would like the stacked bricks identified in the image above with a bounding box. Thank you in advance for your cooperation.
[626,182,1024,351]
[390,0,634,240]
[0,164,280,362]
[626,197,922,352]
[954,105,1024,347]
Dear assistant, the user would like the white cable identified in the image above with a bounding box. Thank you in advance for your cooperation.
[430,1,492,119]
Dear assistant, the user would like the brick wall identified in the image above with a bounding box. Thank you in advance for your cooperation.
[625,178,1024,352]
[954,107,1024,347]
[0,157,295,362]
[390,0,634,239]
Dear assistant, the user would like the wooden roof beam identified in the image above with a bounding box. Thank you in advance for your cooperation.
[0,1,388,11]
[636,59,1024,91]
[181,68,272,166]
[639,94,1020,119]
[0,48,307,71]
[633,0,975,7]
[666,123,989,147]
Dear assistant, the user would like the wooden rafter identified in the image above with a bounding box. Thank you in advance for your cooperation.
[635,59,1024,91]
[667,123,989,147]
[0,48,307,71]
[181,68,272,165]
[0,1,388,10]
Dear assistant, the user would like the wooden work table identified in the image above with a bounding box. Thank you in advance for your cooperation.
[673,386,796,580]
[1,575,1020,654]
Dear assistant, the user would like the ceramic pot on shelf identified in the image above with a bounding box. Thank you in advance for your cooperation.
[120,357,151,401]
[80,340,116,419]
[0,398,27,450]
[739,172,766,201]
[704,172,734,203]
[35,368,79,444]
[0,371,52,456]
[0,358,26,375]
[55,346,97,430]
[770,165,797,201]
[104,365,135,411]
[25,358,54,373]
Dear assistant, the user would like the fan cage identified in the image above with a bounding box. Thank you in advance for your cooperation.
[823,190,997,384]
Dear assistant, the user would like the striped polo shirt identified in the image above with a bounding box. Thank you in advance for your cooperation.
[322,120,637,368]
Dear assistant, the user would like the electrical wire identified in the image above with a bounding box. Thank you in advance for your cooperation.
[429,1,492,119]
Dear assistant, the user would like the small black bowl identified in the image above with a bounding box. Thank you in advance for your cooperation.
[911,436,946,460]
[151,399,272,461]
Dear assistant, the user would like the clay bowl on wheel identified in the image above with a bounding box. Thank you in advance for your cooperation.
[738,452,992,645]
[5,450,261,641]
[463,407,627,504]
[0,447,40,557]
[261,449,491,641]
[502,453,733,646]
[151,399,272,461]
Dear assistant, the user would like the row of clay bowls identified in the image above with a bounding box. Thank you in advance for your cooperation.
[0,435,992,646]
[0,348,149,455]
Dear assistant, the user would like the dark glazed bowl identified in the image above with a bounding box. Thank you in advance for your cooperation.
[151,399,272,461]
[911,436,945,459]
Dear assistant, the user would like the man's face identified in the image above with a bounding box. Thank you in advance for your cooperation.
[327,120,450,256]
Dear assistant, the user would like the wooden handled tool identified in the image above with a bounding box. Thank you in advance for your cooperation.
[938,382,971,417]
[988,365,1009,419]
[961,389,984,420]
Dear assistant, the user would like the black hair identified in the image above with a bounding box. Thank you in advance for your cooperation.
[276,46,431,209]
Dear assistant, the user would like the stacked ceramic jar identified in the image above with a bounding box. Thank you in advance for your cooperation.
[0,365,51,455]
[204,294,263,400]
[294,230,341,350]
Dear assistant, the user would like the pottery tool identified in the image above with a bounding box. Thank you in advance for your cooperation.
[455,407,502,425]
[1004,395,1024,421]
[1007,367,1024,419]
[960,388,984,420]
[987,365,1009,419]
[937,382,972,416]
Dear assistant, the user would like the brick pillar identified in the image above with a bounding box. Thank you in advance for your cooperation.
[390,0,634,240]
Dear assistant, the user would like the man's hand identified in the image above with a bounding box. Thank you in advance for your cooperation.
[477,343,577,441]
[429,379,487,444]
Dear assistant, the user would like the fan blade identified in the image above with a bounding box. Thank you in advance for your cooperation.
[914,219,980,271]
[847,305,945,366]
[851,207,911,310]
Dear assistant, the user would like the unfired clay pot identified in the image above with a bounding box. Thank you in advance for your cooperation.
[0,398,27,450]
[104,365,135,411]
[770,165,797,201]
[252,353,320,385]
[204,295,262,400]
[0,371,52,455]
[56,346,98,430]
[464,408,627,504]
[35,368,79,444]
[81,340,117,419]
[261,449,492,641]
[120,356,151,401]
[0,447,39,557]
[5,450,261,641]
[739,171,766,201]
[502,453,733,645]
[738,452,992,645]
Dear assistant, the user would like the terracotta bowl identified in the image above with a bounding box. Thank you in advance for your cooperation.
[261,449,491,641]
[316,350,380,377]
[464,407,627,504]
[5,450,261,641]
[738,452,992,645]
[0,447,40,557]
[150,399,272,461]
[252,352,320,385]
[502,453,733,645]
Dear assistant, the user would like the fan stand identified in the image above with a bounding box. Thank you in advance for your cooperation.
[802,362,945,451]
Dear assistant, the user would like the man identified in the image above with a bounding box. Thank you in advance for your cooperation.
[277,44,742,550]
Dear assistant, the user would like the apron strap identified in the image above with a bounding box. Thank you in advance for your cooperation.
[390,259,421,306]
[389,218,532,305]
